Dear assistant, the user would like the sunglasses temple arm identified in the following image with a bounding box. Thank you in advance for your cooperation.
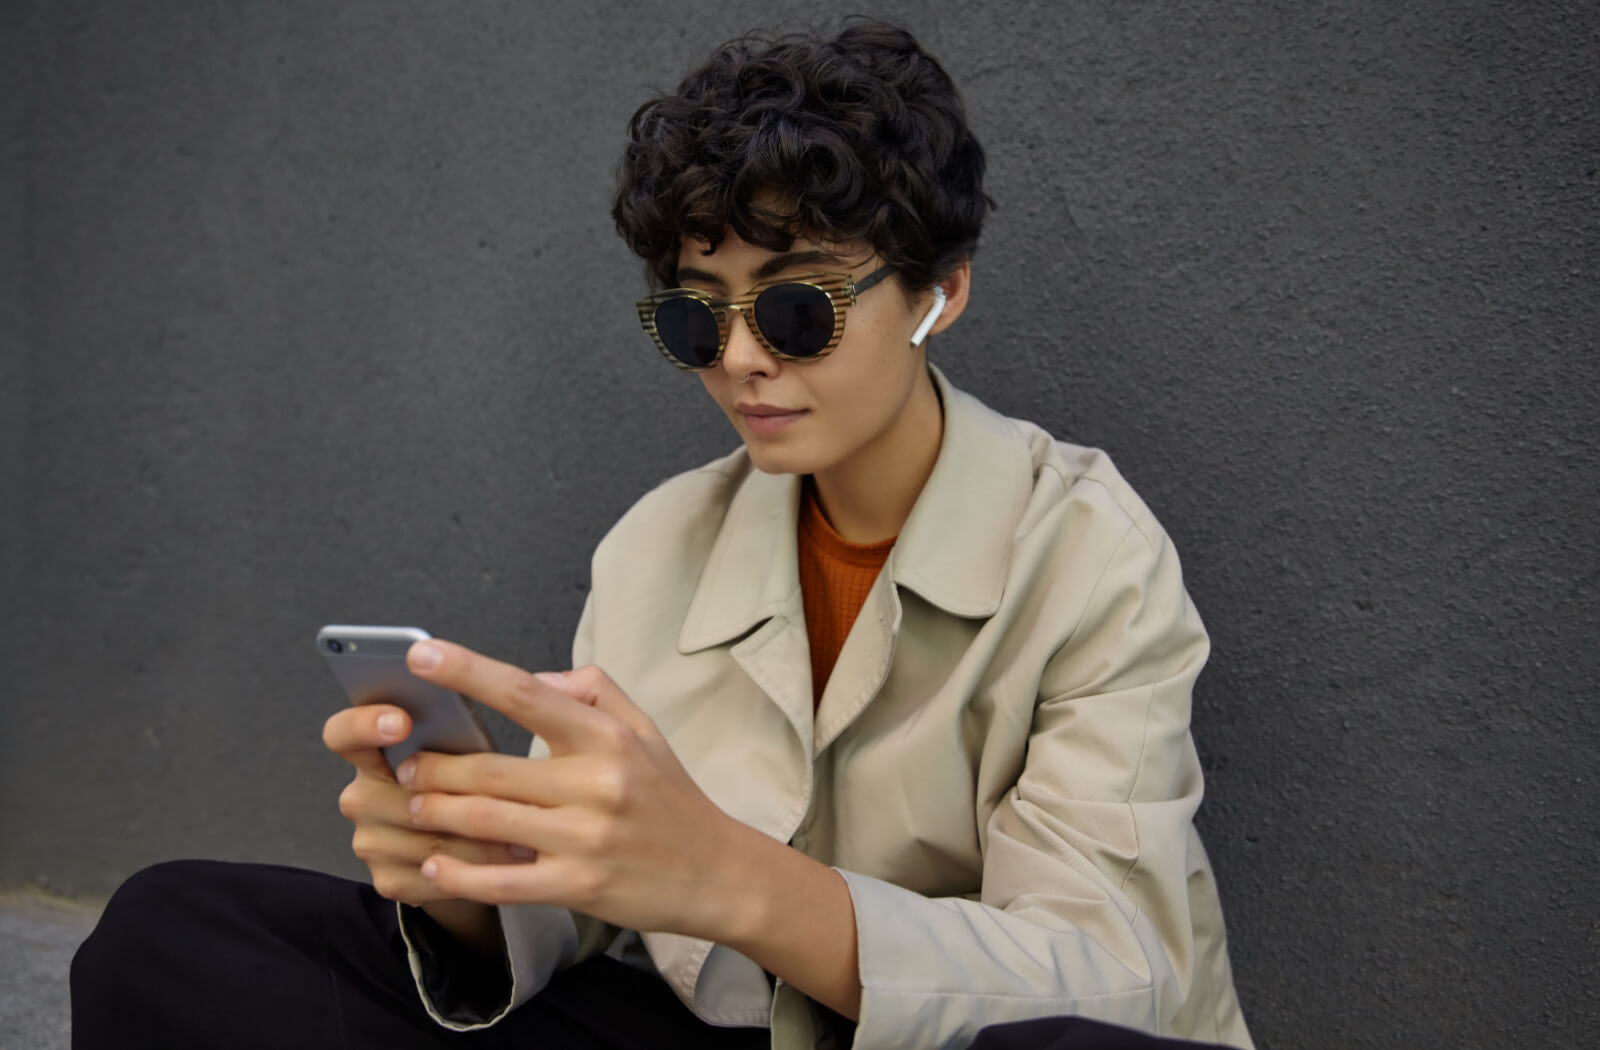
[910,286,946,347]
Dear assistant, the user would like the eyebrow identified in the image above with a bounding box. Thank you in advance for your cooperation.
[677,249,849,289]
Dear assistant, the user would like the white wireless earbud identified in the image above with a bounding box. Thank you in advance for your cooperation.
[910,285,947,347]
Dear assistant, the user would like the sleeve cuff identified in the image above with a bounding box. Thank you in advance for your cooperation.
[836,869,1164,1049]
[770,980,857,1050]
[397,903,513,1023]
[397,901,581,1030]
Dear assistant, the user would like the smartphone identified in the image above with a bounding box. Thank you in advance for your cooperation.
[316,625,495,771]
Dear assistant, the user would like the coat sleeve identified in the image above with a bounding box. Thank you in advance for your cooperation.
[400,593,621,1030]
[837,521,1236,1049]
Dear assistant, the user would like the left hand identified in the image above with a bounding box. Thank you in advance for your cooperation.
[397,639,745,941]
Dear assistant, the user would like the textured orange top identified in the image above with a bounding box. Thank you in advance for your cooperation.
[798,483,896,709]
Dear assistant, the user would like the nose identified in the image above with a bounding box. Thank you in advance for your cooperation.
[720,306,778,382]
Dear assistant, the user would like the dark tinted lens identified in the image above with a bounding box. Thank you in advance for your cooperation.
[653,297,722,367]
[753,285,835,358]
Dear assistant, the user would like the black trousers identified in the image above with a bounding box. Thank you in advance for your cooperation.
[69,860,768,1050]
[71,860,1235,1050]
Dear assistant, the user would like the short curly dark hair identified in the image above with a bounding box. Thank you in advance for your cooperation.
[612,20,993,293]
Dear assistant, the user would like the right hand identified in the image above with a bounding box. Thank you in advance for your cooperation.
[322,703,506,949]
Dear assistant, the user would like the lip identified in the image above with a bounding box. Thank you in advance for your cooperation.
[736,402,803,417]
[735,402,809,434]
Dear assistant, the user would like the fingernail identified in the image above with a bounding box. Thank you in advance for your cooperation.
[408,794,423,819]
[377,713,405,740]
[534,671,567,686]
[509,845,535,861]
[410,642,442,670]
[395,758,415,786]
[420,859,438,879]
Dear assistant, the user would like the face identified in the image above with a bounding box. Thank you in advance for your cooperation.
[674,231,939,480]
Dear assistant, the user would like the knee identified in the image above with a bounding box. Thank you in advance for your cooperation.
[72,860,221,977]
[103,859,221,924]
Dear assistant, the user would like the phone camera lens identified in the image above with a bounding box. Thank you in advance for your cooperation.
[325,639,344,654]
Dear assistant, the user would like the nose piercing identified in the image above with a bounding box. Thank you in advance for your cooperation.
[737,373,752,384]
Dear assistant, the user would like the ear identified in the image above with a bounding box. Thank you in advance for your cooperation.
[921,260,971,341]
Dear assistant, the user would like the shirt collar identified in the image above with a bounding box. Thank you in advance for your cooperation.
[679,365,1031,653]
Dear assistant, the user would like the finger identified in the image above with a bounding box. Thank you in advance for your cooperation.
[409,791,587,857]
[420,853,573,908]
[406,639,615,754]
[354,821,523,870]
[369,864,457,905]
[369,855,504,905]
[399,750,589,807]
[324,704,411,781]
[338,775,418,828]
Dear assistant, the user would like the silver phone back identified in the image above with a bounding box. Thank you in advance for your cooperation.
[316,625,493,768]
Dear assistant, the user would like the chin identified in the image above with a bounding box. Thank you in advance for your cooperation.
[741,441,822,477]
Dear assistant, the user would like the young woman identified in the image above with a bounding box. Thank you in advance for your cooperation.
[73,22,1252,1050]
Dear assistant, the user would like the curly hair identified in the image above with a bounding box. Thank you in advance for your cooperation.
[612,20,993,293]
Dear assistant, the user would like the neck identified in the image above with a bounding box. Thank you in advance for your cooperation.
[810,369,944,544]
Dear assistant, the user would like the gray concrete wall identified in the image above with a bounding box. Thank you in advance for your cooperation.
[8,1,1597,1046]
[1,3,34,869]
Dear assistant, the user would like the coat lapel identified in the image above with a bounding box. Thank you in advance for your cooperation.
[676,463,814,753]
[673,366,1034,755]
[813,563,902,753]
[814,368,1034,749]
[891,367,1032,620]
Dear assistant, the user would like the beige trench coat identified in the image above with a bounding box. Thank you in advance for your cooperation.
[405,367,1253,1049]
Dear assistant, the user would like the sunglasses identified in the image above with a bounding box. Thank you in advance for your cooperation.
[636,265,893,371]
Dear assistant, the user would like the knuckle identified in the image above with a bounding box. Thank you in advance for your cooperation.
[370,870,403,900]
[449,800,475,832]
[508,673,545,713]
[595,720,634,754]
[323,711,362,754]
[339,777,386,819]
[458,796,507,840]
[351,826,387,863]
[478,756,522,797]
[452,754,492,792]
[478,762,511,797]
[338,781,362,819]
[589,763,630,809]
[580,818,619,855]
[634,716,666,746]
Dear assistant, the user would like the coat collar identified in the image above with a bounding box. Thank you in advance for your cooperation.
[678,366,1032,654]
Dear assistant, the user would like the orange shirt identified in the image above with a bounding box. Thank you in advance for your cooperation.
[798,483,895,708]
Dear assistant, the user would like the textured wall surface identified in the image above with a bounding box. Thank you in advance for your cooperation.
[2,2,31,879]
[6,1,1597,1047]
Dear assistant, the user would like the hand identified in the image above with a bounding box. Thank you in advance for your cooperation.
[321,701,514,949]
[398,640,745,941]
